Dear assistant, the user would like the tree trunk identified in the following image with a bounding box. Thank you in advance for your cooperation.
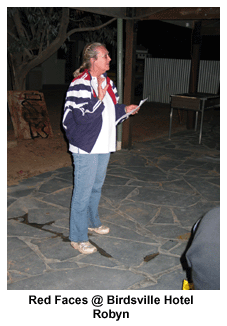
[8,52,28,91]
[13,69,27,91]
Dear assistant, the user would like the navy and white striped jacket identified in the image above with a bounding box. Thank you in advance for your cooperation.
[62,69,126,153]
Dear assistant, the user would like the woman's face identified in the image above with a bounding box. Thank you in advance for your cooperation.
[91,46,111,75]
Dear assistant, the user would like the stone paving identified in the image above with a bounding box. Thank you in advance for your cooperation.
[7,121,220,290]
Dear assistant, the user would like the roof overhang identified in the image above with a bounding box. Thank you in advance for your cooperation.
[72,7,220,35]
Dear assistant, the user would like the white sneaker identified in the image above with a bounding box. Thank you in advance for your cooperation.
[88,225,110,234]
[71,241,97,254]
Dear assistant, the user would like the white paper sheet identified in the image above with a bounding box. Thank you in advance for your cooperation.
[115,98,148,125]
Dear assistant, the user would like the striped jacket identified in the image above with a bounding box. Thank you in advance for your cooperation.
[62,69,126,153]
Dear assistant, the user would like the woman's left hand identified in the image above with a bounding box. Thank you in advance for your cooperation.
[125,105,139,115]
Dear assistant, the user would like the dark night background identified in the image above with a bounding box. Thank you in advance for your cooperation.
[136,20,220,60]
[61,18,220,83]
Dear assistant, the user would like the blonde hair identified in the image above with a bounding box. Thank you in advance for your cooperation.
[73,42,106,78]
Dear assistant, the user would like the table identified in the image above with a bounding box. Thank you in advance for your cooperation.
[168,92,220,144]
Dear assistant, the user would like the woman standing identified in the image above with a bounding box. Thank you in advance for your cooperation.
[62,42,138,254]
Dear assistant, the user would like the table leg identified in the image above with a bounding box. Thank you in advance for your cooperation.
[199,102,205,144]
[169,107,173,140]
[195,111,198,131]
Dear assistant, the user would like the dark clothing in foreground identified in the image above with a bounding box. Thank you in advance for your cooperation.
[186,207,220,290]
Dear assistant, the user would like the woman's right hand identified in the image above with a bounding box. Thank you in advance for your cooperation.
[97,76,109,101]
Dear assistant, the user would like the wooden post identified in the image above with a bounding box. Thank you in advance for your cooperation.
[122,19,137,149]
[116,18,123,150]
[187,20,202,129]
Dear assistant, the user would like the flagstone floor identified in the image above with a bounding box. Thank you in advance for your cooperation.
[7,121,220,290]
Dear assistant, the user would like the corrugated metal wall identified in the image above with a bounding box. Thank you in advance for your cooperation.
[143,58,220,103]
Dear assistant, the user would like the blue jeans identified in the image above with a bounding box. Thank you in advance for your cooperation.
[69,153,110,242]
